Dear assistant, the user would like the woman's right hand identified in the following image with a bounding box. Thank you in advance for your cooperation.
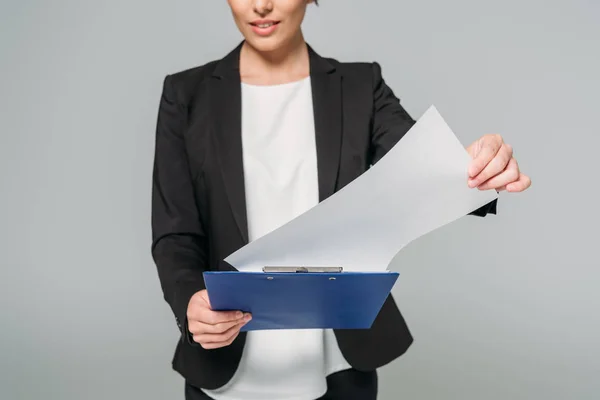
[186,289,251,349]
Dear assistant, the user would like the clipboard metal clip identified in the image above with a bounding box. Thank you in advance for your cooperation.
[262,266,343,273]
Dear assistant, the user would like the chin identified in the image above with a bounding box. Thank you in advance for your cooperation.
[245,36,287,54]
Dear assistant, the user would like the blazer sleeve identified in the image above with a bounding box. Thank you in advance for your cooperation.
[151,75,208,339]
[369,62,497,216]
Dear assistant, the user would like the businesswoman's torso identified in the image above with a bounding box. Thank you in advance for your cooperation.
[151,42,415,392]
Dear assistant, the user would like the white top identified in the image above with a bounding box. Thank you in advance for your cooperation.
[203,77,351,399]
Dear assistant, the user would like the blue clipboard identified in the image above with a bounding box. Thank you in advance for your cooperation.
[203,268,399,331]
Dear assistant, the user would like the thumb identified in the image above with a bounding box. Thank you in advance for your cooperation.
[468,138,498,178]
[466,140,479,159]
[466,139,483,175]
[199,289,212,309]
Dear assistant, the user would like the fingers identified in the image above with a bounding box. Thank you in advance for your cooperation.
[188,312,251,335]
[189,291,244,324]
[467,134,530,193]
[468,134,503,178]
[197,327,243,350]
[203,309,245,325]
[506,173,531,192]
[476,157,519,191]
[186,289,253,350]
[188,317,244,335]
[191,315,251,350]
[188,302,244,325]
[469,142,512,188]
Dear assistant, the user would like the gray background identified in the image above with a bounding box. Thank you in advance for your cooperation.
[1,0,598,399]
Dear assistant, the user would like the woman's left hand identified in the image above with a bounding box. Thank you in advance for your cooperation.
[466,134,531,192]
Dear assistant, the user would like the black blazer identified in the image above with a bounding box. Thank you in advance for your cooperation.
[151,42,497,390]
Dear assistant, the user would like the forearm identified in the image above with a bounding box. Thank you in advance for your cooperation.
[152,233,208,338]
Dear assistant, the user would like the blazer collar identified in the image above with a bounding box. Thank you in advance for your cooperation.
[210,41,342,245]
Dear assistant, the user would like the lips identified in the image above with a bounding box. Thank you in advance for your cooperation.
[250,20,280,28]
[249,19,280,36]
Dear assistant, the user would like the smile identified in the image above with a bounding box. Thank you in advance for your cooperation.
[255,22,276,28]
[250,20,281,36]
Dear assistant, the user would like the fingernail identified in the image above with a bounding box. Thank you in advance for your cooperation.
[236,311,243,319]
[244,313,252,322]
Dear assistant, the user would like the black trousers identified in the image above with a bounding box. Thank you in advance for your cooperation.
[185,369,378,400]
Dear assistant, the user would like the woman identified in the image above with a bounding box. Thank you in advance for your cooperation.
[150,1,531,399]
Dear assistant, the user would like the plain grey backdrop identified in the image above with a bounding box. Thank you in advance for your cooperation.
[1,0,598,399]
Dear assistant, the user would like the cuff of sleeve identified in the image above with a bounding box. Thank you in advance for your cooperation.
[173,279,206,346]
[469,198,498,217]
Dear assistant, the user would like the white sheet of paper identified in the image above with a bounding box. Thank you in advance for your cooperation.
[225,105,498,272]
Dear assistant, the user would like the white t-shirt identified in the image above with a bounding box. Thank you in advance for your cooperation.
[203,77,351,399]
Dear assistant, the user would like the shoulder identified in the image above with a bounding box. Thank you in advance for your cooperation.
[160,59,220,105]
[319,55,385,87]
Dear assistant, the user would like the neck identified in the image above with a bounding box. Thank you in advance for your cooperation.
[240,33,310,85]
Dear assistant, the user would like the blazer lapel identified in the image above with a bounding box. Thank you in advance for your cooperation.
[210,43,249,244]
[308,45,343,202]
[208,43,343,244]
